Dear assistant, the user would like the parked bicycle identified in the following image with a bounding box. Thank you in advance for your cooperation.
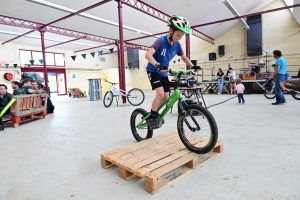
[130,68,218,154]
[264,79,300,100]
[102,79,145,107]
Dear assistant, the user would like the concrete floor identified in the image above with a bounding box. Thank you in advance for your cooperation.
[0,91,299,200]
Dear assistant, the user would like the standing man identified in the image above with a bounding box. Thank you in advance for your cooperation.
[270,50,287,105]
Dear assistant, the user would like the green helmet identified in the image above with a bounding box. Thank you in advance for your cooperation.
[167,15,192,34]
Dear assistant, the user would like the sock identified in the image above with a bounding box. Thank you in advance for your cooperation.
[150,110,158,118]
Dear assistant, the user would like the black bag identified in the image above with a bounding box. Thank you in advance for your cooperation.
[178,75,197,88]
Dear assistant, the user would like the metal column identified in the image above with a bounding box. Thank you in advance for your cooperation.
[39,29,49,94]
[117,0,126,103]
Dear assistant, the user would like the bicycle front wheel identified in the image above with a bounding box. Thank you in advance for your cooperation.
[103,91,113,107]
[264,86,276,99]
[127,88,145,106]
[291,86,300,100]
[177,104,218,154]
[130,108,153,142]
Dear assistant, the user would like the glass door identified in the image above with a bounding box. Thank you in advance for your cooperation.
[56,73,67,95]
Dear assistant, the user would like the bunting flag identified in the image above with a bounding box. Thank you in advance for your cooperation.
[109,48,114,53]
[173,61,176,64]
[98,50,103,56]
[71,56,76,61]
[27,64,31,68]
[13,64,18,68]
[5,63,9,68]
[90,52,95,57]
[29,60,34,65]
[39,59,44,64]
[0,61,5,66]
[178,59,180,62]
[81,54,86,59]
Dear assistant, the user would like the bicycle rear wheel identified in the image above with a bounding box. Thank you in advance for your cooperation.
[103,91,113,107]
[130,108,153,141]
[291,86,300,100]
[264,85,276,99]
[127,88,145,106]
[177,104,218,154]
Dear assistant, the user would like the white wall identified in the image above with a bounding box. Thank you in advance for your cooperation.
[0,41,120,94]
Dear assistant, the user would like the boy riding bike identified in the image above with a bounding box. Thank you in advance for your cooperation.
[145,15,199,129]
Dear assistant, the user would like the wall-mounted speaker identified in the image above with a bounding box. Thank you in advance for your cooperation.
[218,45,225,56]
[209,52,216,61]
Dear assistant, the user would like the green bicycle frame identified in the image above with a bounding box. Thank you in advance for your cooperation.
[136,69,194,129]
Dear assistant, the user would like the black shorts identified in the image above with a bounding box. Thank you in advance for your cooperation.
[147,71,170,92]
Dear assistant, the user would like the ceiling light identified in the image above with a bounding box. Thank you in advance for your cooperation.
[222,0,250,30]
[26,0,159,38]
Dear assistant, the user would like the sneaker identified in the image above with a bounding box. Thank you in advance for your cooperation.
[0,124,4,131]
[147,118,161,129]
[282,100,287,103]
[217,93,220,95]
[242,102,245,104]
[271,102,282,105]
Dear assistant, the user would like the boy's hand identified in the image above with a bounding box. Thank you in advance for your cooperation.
[156,64,168,73]
[191,66,201,72]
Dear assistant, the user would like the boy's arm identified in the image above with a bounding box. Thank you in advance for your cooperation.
[145,47,158,66]
[181,54,194,68]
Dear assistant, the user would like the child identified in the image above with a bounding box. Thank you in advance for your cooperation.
[236,79,245,104]
[145,15,198,129]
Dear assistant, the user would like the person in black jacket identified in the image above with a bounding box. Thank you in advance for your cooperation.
[0,84,13,130]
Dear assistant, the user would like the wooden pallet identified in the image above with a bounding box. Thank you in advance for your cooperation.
[101,132,224,194]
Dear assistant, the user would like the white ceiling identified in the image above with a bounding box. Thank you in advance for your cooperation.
[0,0,288,53]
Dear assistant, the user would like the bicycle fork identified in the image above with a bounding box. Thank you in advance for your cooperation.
[178,100,201,132]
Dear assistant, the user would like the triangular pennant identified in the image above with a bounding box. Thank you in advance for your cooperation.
[29,60,34,65]
[81,54,86,59]
[109,48,114,53]
[98,50,103,56]
[173,61,176,64]
[27,64,31,67]
[178,59,180,62]
[39,59,44,64]
[5,63,9,68]
[13,64,18,68]
[71,56,76,61]
[90,52,95,57]
[0,61,5,66]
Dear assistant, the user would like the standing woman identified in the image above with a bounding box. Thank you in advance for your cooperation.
[217,68,224,95]
[228,67,237,95]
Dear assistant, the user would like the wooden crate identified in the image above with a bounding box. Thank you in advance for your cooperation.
[241,72,256,80]
[101,132,224,194]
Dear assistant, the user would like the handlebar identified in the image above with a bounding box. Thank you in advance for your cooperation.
[102,78,118,85]
[168,69,201,76]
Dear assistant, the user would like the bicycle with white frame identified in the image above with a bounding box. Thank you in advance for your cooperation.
[102,79,145,107]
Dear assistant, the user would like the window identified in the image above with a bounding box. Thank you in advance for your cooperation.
[32,51,43,64]
[19,49,65,67]
[20,50,32,65]
[46,53,55,65]
[55,54,65,66]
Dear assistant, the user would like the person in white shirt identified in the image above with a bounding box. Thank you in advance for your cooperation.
[228,67,237,95]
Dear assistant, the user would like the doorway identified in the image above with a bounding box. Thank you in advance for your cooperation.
[102,73,110,93]
[21,68,67,96]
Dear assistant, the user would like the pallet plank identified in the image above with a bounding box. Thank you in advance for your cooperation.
[100,132,224,195]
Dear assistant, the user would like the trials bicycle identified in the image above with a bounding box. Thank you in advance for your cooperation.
[264,79,300,100]
[102,79,145,107]
[130,69,218,154]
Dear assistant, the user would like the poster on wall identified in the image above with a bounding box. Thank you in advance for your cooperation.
[72,74,76,78]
